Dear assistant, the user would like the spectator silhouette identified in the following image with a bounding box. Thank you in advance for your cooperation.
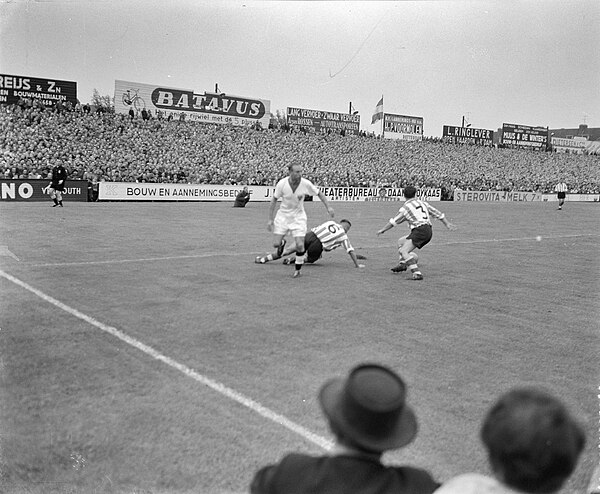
[250,363,440,494]
[434,387,585,494]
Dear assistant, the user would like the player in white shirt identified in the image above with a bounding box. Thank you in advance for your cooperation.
[257,163,334,277]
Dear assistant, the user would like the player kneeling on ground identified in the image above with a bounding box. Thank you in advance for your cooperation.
[255,219,365,268]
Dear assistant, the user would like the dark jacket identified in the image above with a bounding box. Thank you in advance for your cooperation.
[233,190,250,207]
[250,453,439,494]
[51,165,68,191]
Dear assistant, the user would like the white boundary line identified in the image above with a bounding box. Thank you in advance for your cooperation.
[0,246,20,261]
[26,252,245,268]
[0,269,333,452]
[439,233,599,245]
[18,233,599,268]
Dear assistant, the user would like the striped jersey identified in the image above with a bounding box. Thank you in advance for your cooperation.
[311,220,354,253]
[555,182,568,192]
[390,198,445,229]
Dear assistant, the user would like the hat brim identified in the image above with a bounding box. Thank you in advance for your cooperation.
[319,377,418,452]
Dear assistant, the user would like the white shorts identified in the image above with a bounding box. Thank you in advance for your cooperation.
[274,210,307,237]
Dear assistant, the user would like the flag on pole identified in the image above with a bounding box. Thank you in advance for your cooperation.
[371,96,383,124]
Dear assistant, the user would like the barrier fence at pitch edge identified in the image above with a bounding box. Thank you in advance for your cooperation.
[454,189,600,202]
[97,182,442,202]
[2,180,597,203]
[0,179,89,202]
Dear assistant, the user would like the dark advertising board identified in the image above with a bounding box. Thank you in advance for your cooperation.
[501,123,548,150]
[287,107,360,135]
[0,74,78,107]
[0,180,88,202]
[442,125,494,146]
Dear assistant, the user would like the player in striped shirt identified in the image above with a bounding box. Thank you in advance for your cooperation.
[255,219,365,268]
[554,181,568,210]
[377,186,455,280]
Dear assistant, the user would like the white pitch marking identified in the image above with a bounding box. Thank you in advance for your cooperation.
[0,246,20,261]
[439,233,599,246]
[0,269,333,452]
[27,251,250,268]
[24,233,599,268]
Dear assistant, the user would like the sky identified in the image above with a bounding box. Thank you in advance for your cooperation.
[1,0,598,136]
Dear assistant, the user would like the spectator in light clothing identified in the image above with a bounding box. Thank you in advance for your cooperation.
[434,387,585,494]
[250,363,440,494]
[376,185,455,280]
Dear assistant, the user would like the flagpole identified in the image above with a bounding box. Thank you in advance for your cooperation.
[380,95,384,138]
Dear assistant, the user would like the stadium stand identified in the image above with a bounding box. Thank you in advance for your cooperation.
[1,103,599,196]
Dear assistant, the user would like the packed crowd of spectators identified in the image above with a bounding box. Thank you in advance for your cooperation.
[1,103,599,196]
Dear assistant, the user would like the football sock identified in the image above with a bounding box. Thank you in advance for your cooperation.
[53,198,58,205]
[295,250,305,271]
[406,257,421,275]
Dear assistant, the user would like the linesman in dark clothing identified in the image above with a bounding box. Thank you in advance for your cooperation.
[49,161,68,207]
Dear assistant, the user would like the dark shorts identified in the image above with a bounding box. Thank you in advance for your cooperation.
[407,224,433,249]
[304,231,323,263]
[557,191,566,199]
[51,182,65,192]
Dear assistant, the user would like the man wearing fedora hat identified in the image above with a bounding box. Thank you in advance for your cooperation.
[250,363,440,494]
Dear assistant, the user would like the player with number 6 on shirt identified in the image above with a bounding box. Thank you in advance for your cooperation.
[376,185,456,280]
[255,219,365,269]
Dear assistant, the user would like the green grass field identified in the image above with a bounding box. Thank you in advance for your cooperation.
[0,200,598,494]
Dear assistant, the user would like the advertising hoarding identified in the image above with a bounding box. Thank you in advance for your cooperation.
[453,190,542,202]
[383,114,423,141]
[442,125,494,146]
[501,123,548,150]
[0,180,88,202]
[0,74,77,107]
[114,80,271,128]
[550,136,586,154]
[99,183,441,202]
[286,107,360,135]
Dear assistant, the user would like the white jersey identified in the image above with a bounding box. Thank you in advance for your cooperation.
[274,177,320,217]
[273,176,320,236]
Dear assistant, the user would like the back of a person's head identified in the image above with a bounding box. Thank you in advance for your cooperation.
[404,185,417,198]
[481,387,585,493]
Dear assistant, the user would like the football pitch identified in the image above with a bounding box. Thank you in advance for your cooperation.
[0,200,598,494]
